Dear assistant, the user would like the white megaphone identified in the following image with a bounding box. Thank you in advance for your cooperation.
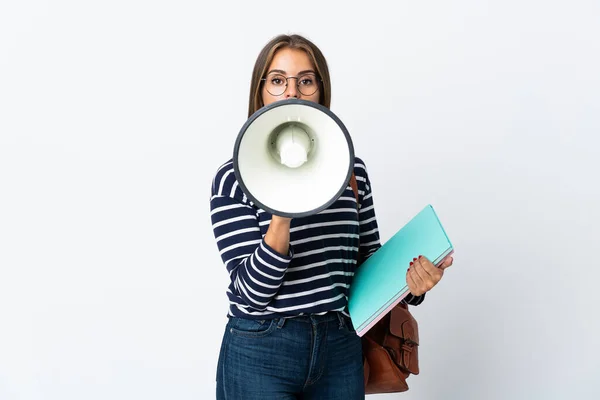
[233,98,355,218]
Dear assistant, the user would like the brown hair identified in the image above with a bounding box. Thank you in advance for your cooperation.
[247,34,332,117]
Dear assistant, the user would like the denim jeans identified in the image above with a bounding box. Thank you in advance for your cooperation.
[216,311,365,399]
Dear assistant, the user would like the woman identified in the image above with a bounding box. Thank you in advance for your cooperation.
[210,34,453,399]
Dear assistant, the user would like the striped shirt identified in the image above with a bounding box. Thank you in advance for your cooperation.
[209,156,424,319]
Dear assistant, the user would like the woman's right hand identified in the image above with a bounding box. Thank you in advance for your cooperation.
[264,215,292,255]
[271,215,292,224]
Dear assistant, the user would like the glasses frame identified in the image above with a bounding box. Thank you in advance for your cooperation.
[260,73,322,96]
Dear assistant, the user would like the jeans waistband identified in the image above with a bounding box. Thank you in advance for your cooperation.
[278,311,350,329]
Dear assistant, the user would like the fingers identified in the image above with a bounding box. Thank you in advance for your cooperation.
[408,258,430,296]
[410,257,429,281]
[407,256,444,295]
[406,254,452,297]
[439,256,454,270]
[417,255,440,277]
[406,266,423,296]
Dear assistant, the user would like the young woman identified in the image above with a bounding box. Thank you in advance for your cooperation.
[210,34,453,400]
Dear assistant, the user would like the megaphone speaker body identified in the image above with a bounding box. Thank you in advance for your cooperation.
[233,99,355,218]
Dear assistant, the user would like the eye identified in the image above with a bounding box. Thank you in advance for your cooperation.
[299,74,317,86]
[269,75,286,86]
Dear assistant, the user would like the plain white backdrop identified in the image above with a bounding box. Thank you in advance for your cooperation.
[1,1,599,399]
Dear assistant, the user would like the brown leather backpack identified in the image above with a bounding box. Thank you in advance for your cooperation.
[349,173,420,394]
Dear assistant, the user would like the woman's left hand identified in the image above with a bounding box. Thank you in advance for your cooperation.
[406,255,453,296]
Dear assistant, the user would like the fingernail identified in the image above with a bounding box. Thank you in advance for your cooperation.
[409,262,413,266]
[418,255,422,259]
[413,257,417,261]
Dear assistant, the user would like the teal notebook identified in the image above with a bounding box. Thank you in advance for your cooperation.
[348,204,453,336]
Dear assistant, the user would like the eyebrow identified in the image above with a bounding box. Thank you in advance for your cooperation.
[266,69,317,76]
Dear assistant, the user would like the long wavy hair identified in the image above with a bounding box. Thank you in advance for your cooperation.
[247,34,332,117]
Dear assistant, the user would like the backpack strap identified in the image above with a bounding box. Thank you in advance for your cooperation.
[349,172,359,209]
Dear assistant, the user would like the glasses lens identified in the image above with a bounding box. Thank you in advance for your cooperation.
[265,74,287,96]
[297,74,318,96]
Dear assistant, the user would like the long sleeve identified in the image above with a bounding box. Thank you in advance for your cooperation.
[210,161,293,311]
[355,159,381,266]
[355,158,425,306]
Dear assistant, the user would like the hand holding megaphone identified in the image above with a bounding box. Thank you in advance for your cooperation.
[264,214,293,255]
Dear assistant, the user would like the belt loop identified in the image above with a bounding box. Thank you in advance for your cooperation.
[277,318,286,329]
[336,312,345,329]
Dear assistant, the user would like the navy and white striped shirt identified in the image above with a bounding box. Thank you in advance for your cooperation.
[210,156,424,319]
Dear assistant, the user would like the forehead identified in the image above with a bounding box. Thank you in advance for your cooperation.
[267,47,315,74]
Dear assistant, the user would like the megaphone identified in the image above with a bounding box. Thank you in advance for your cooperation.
[233,98,355,218]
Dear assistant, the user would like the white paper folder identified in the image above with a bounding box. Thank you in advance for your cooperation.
[348,204,454,337]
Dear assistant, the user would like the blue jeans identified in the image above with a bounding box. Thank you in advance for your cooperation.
[216,311,365,399]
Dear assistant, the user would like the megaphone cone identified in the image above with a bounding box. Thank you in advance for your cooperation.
[233,99,355,218]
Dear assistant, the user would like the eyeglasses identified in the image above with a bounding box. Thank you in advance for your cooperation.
[261,73,321,96]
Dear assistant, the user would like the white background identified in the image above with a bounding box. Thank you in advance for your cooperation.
[1,1,599,399]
